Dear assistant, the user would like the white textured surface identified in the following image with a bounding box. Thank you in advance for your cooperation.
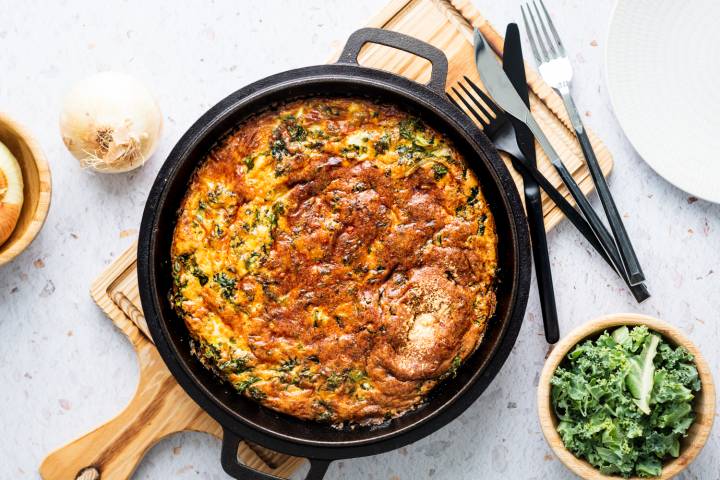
[0,1,718,479]
[606,0,720,203]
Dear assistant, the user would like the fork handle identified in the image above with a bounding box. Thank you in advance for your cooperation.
[507,155,650,303]
[559,90,645,285]
[524,115,627,278]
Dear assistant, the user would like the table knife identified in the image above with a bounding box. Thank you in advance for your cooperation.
[472,28,637,291]
[503,24,559,343]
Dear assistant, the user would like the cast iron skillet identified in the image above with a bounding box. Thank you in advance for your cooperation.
[138,28,531,479]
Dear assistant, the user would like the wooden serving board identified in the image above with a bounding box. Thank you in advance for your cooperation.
[40,0,614,478]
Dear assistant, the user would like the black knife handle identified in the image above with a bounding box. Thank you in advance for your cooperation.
[525,192,559,343]
[503,22,559,342]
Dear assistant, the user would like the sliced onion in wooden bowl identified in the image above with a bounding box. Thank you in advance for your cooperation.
[0,113,51,266]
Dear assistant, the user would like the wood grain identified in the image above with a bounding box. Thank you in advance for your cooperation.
[0,112,51,266]
[40,0,619,477]
[537,313,716,480]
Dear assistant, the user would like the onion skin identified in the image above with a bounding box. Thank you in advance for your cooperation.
[0,141,24,246]
[0,202,21,246]
[59,72,163,173]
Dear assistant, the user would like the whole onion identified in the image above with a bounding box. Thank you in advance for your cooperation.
[59,71,162,173]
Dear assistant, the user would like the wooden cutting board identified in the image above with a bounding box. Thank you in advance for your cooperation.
[39,0,614,478]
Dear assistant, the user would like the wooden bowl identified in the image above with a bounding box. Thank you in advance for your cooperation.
[0,113,51,266]
[538,313,715,480]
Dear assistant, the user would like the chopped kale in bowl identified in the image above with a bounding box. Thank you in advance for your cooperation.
[551,325,701,478]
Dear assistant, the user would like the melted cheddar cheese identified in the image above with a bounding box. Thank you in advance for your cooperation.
[171,98,498,426]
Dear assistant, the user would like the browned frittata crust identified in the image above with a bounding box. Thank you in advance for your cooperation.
[171,97,498,426]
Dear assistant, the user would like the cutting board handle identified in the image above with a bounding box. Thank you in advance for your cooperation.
[39,338,221,480]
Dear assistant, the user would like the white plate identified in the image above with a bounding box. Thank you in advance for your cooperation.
[606,0,720,202]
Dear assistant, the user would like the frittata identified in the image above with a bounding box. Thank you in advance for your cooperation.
[171,97,498,426]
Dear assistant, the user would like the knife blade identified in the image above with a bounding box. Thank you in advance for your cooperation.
[472,28,635,291]
[473,28,535,130]
[503,26,534,165]
[503,23,559,343]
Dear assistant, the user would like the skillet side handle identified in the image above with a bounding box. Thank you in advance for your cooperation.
[337,27,449,96]
[220,429,331,480]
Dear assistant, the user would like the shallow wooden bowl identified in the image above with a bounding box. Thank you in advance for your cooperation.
[0,113,51,267]
[538,313,715,480]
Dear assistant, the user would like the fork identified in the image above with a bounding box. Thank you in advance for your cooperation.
[448,77,650,303]
[521,0,645,286]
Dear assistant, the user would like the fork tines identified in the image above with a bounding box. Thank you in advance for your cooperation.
[448,76,503,134]
[521,0,565,64]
